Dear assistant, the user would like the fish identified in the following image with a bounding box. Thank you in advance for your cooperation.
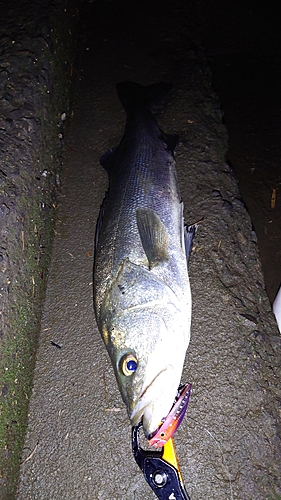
[273,284,281,333]
[93,81,194,440]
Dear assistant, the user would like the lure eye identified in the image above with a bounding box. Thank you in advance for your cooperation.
[121,353,138,376]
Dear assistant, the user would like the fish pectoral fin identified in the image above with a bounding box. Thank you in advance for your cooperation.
[136,208,169,268]
[184,223,198,263]
[100,146,119,173]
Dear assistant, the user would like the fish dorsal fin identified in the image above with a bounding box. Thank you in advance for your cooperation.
[160,131,179,155]
[100,146,119,173]
[136,208,169,268]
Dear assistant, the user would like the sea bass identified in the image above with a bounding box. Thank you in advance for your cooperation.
[93,82,192,439]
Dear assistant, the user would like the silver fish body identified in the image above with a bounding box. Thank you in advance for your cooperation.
[93,82,192,437]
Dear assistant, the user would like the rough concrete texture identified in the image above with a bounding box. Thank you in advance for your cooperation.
[0,0,78,496]
[197,0,281,304]
[17,0,281,499]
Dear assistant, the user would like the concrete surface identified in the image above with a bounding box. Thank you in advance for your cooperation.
[197,0,281,304]
[17,1,281,499]
[0,1,77,495]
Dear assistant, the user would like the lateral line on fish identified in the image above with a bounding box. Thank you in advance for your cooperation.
[115,298,182,315]
[105,170,131,279]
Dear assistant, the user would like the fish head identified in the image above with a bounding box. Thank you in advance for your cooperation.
[99,259,191,439]
[105,307,188,439]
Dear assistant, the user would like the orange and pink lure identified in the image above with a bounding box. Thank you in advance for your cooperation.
[148,383,192,447]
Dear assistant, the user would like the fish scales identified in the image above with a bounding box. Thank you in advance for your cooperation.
[93,82,192,438]
[95,119,182,310]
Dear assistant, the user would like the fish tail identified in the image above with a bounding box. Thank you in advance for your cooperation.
[116,81,173,113]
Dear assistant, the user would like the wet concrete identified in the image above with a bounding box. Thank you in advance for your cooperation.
[17,1,281,499]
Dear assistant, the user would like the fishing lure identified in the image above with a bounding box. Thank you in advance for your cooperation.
[148,383,192,447]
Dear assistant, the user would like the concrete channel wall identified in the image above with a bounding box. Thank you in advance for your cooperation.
[0,1,79,497]
[1,0,281,499]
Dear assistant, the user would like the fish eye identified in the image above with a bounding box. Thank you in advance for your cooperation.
[121,353,138,376]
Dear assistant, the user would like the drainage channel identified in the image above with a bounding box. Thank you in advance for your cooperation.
[17,1,281,499]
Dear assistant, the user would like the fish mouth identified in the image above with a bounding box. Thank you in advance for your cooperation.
[130,365,185,439]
